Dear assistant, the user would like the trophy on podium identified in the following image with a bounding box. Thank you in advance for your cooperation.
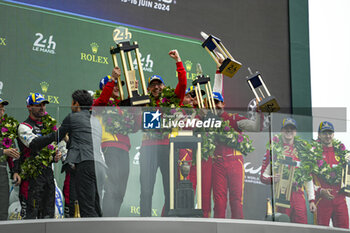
[168,131,203,217]
[192,64,216,114]
[274,156,297,208]
[341,162,350,194]
[246,68,280,113]
[200,32,242,78]
[110,27,150,106]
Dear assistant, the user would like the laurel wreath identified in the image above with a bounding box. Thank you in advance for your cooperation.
[145,86,191,140]
[215,119,254,156]
[93,89,137,136]
[149,86,178,108]
[20,114,57,179]
[0,114,19,162]
[311,139,349,185]
[268,134,315,186]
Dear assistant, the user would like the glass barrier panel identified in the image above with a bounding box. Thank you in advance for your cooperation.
[2,104,350,229]
[270,112,350,227]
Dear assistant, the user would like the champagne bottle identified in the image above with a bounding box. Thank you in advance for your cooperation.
[33,199,39,219]
[74,200,81,218]
[265,198,273,221]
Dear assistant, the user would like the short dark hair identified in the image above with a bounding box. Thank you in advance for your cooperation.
[72,90,93,110]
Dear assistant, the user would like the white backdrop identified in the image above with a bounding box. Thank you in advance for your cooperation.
[309,0,350,226]
[310,0,350,137]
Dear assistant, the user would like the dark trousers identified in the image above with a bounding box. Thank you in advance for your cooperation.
[0,165,9,220]
[102,147,129,217]
[139,144,170,217]
[75,160,102,217]
[26,167,55,219]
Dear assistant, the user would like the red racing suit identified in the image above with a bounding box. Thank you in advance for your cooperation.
[212,112,248,219]
[313,146,349,229]
[260,143,314,224]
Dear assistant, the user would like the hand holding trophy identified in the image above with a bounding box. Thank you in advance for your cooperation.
[245,67,280,113]
[192,64,216,114]
[111,66,121,81]
[200,31,242,78]
[110,27,150,106]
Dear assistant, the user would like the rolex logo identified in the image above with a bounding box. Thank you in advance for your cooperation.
[90,42,99,54]
[184,60,192,71]
[40,81,49,93]
[81,42,108,65]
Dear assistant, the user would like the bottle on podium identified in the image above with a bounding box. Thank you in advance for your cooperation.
[74,200,81,218]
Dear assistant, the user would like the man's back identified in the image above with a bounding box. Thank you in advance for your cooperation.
[59,109,105,166]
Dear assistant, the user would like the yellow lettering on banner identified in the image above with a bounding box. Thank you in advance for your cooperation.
[129,206,157,216]
[102,57,109,64]
[130,206,140,214]
[81,53,109,64]
[152,208,158,216]
[0,37,6,46]
[47,95,60,104]
[35,94,60,104]
[191,73,197,80]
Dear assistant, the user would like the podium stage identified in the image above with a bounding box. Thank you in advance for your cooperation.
[0,217,348,233]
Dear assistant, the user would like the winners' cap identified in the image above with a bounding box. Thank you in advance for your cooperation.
[99,75,125,90]
[185,86,194,95]
[281,118,297,129]
[0,98,9,105]
[148,75,164,87]
[213,92,224,102]
[26,93,49,105]
[186,86,205,98]
[319,121,334,132]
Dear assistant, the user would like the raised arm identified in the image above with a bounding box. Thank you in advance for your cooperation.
[170,50,187,103]
[93,67,121,106]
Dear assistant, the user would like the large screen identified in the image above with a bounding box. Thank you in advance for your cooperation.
[2,0,292,110]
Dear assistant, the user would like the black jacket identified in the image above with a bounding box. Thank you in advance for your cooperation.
[57,109,106,167]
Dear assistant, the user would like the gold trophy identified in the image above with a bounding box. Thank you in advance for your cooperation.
[168,132,203,217]
[200,31,242,78]
[274,157,297,208]
[246,68,280,113]
[110,27,150,106]
[192,64,216,114]
[341,162,350,194]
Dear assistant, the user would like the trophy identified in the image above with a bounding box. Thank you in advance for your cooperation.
[168,131,203,217]
[341,162,350,194]
[274,156,297,208]
[200,32,242,78]
[110,27,150,106]
[192,64,217,114]
[246,68,280,113]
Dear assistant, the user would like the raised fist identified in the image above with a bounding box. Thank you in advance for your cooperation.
[168,49,181,62]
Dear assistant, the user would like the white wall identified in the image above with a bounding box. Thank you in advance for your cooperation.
[309,0,350,226]
[309,0,350,140]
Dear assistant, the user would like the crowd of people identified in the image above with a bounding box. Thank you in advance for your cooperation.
[0,49,349,229]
